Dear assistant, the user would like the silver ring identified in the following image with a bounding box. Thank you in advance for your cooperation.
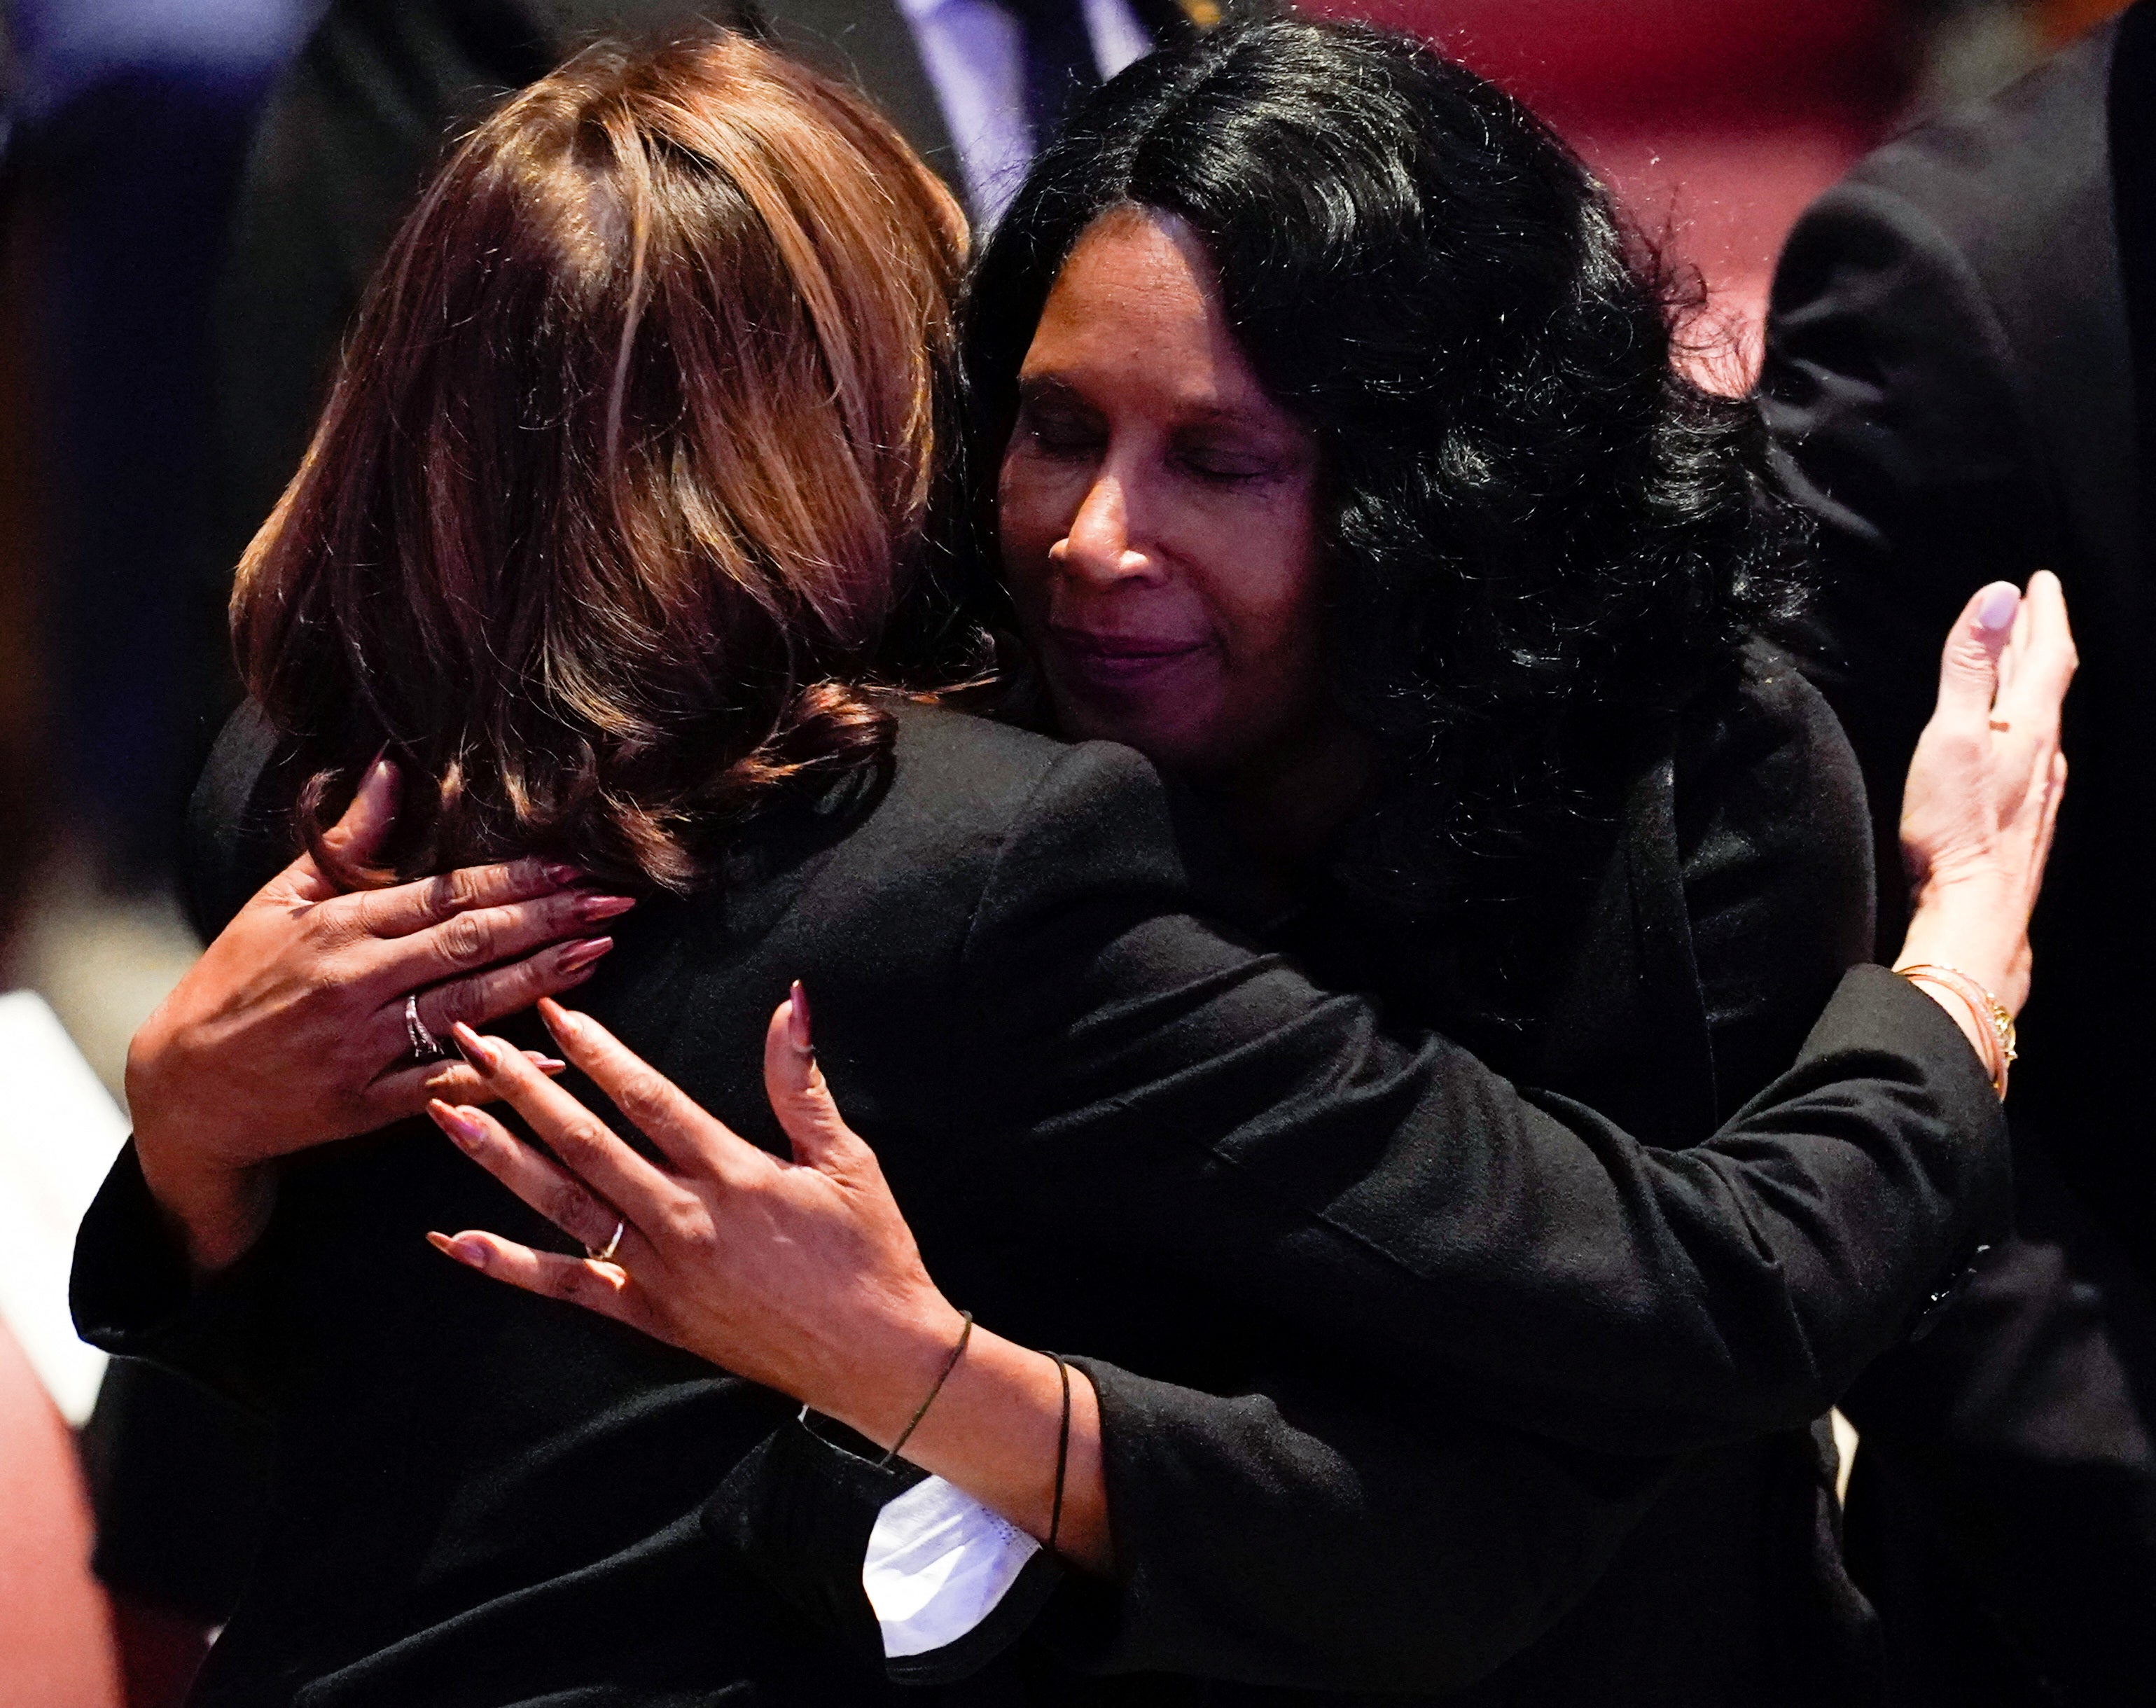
[405,993,445,1061]
[588,1218,625,1263]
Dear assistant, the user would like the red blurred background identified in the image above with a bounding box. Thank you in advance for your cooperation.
[1309,0,2130,387]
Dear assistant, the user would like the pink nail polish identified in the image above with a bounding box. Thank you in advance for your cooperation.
[559,936,614,973]
[428,1099,482,1149]
[450,1021,496,1069]
[788,980,813,1055]
[542,862,581,887]
[427,1231,489,1268]
[576,894,637,924]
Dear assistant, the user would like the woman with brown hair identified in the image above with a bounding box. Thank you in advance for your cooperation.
[78,22,2062,1708]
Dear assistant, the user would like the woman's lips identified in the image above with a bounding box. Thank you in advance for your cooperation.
[1048,627,1212,689]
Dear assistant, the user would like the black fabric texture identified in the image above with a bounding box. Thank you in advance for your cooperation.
[1759,11,2156,1700]
[718,646,1903,1705]
[74,698,2010,1707]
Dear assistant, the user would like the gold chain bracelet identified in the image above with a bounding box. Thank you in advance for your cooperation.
[1896,963,2017,1101]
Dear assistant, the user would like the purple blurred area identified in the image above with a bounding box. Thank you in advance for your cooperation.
[3,1,322,901]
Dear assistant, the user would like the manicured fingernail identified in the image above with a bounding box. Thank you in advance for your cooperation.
[541,999,583,1043]
[576,894,637,924]
[1976,584,2019,631]
[524,1052,567,1073]
[788,980,813,1056]
[426,1231,489,1268]
[559,936,614,974]
[542,862,581,887]
[450,1022,497,1069]
[428,1099,484,1149]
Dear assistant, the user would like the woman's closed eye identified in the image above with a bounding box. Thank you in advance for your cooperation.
[1171,425,1305,489]
[1175,440,1281,485]
[1015,403,1104,460]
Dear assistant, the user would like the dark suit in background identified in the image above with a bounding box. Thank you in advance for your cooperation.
[1761,7,2156,1700]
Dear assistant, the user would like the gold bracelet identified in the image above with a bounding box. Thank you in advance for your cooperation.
[1896,963,2017,1101]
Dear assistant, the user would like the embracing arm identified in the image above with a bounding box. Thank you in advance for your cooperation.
[69,713,636,1396]
[420,582,2067,1695]
[942,592,2057,1452]
[432,582,2064,1462]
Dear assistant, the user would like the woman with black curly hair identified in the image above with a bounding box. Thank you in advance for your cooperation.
[416,16,2067,1707]
[89,15,2066,1708]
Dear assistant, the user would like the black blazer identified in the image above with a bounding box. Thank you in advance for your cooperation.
[76,700,2003,1707]
[720,648,1886,1706]
[1761,11,2156,1700]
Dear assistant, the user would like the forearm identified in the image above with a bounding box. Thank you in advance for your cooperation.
[1893,871,2029,1055]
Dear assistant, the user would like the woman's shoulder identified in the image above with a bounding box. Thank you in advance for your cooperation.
[798,701,1203,935]
[1675,638,1865,819]
[873,700,1174,854]
[1669,637,1877,1109]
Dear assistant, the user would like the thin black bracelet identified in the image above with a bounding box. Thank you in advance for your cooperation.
[1046,1351,1072,1555]
[877,1311,973,1469]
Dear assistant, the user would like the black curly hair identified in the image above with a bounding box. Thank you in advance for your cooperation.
[952,8,1809,968]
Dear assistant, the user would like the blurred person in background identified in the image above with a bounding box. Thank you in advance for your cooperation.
[1,0,316,885]
[1762,1,2156,1702]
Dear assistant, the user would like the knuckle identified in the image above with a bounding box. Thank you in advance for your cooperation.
[441,911,494,966]
[665,1199,717,1254]
[556,1264,601,1304]
[557,1120,612,1157]
[340,892,385,943]
[614,1071,671,1125]
[443,868,486,912]
[547,1181,599,1233]
[426,981,478,1029]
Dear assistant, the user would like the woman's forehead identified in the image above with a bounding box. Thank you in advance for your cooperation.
[1020,209,1280,419]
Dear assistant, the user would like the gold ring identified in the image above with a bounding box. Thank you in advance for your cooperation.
[588,1218,624,1263]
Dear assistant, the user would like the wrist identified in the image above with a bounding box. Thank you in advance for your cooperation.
[132,1128,276,1278]
[1898,875,2029,1016]
[819,1293,973,1450]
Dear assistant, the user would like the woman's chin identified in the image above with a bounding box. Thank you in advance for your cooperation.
[1047,687,1232,783]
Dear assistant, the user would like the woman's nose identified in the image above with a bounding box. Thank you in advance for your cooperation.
[1051,474,1158,586]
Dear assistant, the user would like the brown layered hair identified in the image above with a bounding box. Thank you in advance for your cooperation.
[232,32,967,891]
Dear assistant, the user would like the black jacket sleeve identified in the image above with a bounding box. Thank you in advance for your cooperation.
[70,1141,297,1416]
[1058,1362,1667,1693]
[1033,655,1890,1691]
[711,662,1999,1688]
[950,737,2008,1455]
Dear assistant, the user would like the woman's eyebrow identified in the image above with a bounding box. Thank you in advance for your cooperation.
[1013,375,1084,408]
